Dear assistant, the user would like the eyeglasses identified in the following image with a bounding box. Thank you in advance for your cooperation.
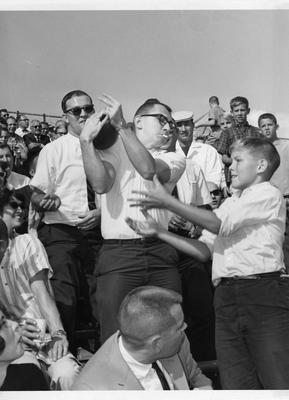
[210,189,221,196]
[66,104,95,117]
[141,114,176,129]
[31,125,40,129]
[8,200,23,210]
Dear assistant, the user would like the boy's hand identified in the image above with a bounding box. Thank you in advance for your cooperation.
[126,210,160,237]
[128,174,169,210]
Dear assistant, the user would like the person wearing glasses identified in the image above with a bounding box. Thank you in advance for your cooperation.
[30,90,113,354]
[0,188,81,390]
[79,95,185,344]
[15,115,30,138]
[0,109,9,120]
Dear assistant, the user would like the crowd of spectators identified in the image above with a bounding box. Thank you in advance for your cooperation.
[0,93,289,391]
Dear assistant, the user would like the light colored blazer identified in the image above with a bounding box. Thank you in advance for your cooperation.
[72,332,212,390]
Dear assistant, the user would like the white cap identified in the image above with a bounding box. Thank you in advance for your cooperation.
[172,110,194,122]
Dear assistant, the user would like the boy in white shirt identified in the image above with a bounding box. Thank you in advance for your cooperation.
[127,137,289,389]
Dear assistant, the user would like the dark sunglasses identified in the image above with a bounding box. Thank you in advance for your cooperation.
[66,104,95,117]
[141,114,176,129]
[32,125,41,129]
[9,200,23,210]
[210,189,221,196]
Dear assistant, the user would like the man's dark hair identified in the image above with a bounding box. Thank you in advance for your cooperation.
[0,187,14,214]
[0,144,13,154]
[230,96,249,110]
[258,113,278,127]
[134,98,172,118]
[209,96,219,104]
[118,286,182,348]
[230,137,280,179]
[0,117,7,128]
[61,90,93,113]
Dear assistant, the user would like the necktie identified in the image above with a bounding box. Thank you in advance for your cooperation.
[151,362,170,390]
[86,180,96,210]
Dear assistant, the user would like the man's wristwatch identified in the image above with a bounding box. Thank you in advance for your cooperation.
[51,329,67,338]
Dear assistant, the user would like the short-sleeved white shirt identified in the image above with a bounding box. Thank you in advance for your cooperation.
[0,234,53,319]
[176,141,222,186]
[199,182,286,286]
[98,137,185,239]
[30,133,91,226]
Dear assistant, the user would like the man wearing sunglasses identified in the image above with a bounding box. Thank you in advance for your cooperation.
[79,95,185,343]
[30,90,115,354]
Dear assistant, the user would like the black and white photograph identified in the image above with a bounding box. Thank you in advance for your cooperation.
[0,0,289,397]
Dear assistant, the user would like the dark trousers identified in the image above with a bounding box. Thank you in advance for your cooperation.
[215,277,289,389]
[38,223,100,354]
[178,254,216,362]
[94,239,181,343]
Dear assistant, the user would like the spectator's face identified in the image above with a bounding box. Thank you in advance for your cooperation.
[207,182,222,209]
[137,105,175,149]
[0,311,24,362]
[30,121,41,135]
[220,117,233,132]
[231,103,249,125]
[156,304,187,359]
[18,116,29,129]
[41,123,49,136]
[10,197,25,229]
[0,131,9,145]
[0,148,13,175]
[0,111,9,119]
[258,118,278,142]
[176,120,194,145]
[230,147,259,190]
[65,95,94,136]
[7,118,17,134]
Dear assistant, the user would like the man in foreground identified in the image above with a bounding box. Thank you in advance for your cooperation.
[72,286,212,390]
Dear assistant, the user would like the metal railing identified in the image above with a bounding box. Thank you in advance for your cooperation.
[7,110,62,123]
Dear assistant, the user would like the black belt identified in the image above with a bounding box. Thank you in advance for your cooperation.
[284,195,289,199]
[220,271,286,284]
[103,237,161,245]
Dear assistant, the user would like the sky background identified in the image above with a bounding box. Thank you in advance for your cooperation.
[1,7,289,136]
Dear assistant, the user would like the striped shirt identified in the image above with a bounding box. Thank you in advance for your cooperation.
[0,234,53,320]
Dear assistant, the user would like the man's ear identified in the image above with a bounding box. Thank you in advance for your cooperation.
[247,107,251,115]
[134,116,143,130]
[150,334,162,353]
[257,158,268,174]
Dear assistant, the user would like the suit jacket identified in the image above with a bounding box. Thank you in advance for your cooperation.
[72,332,212,390]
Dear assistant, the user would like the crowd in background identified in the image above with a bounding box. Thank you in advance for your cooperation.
[0,92,289,391]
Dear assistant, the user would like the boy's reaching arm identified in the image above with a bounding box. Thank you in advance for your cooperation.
[125,211,211,262]
[128,175,221,234]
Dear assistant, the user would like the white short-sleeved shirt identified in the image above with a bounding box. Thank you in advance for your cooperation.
[176,141,222,186]
[176,159,212,206]
[0,234,53,319]
[7,171,30,190]
[99,137,185,239]
[199,182,286,286]
[271,138,289,196]
[30,133,91,226]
